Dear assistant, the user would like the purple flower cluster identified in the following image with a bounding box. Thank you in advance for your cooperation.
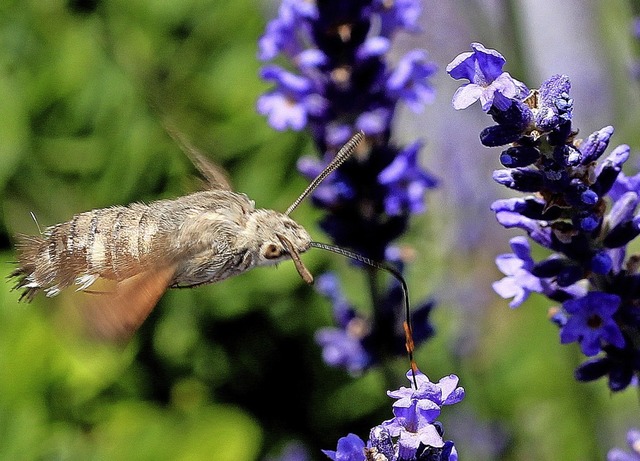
[323,369,464,461]
[259,0,438,374]
[448,43,640,391]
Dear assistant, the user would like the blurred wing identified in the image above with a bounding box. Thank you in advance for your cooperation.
[81,265,177,342]
[164,124,232,191]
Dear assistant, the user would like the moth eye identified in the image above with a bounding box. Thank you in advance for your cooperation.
[264,243,282,259]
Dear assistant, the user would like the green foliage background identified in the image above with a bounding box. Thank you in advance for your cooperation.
[0,1,639,460]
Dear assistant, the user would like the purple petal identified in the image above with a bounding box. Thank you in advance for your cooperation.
[596,145,631,178]
[446,42,507,83]
[606,192,640,228]
[357,36,390,60]
[437,375,465,405]
[257,92,307,131]
[325,124,352,147]
[356,109,391,135]
[492,277,529,308]
[510,236,533,264]
[451,84,484,110]
[495,254,525,276]
[322,434,365,461]
[378,155,409,184]
[297,49,328,68]
[579,126,614,164]
[607,448,639,461]
[494,212,552,248]
[297,155,323,178]
[602,322,626,349]
[626,428,640,449]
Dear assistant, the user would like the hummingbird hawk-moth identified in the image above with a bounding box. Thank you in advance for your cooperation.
[10,132,364,340]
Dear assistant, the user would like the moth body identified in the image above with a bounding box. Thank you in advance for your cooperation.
[12,189,311,301]
[10,131,363,339]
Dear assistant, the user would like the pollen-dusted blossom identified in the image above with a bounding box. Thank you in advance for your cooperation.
[448,42,640,391]
[381,371,464,459]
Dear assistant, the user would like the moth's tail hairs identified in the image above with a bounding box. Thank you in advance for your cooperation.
[10,234,47,301]
[308,241,419,388]
[285,131,365,216]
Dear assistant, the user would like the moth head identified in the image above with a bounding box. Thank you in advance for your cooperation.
[245,210,313,283]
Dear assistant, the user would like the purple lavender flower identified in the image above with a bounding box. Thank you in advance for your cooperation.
[257,66,327,131]
[257,0,318,61]
[493,236,587,307]
[372,0,422,37]
[560,292,624,356]
[446,43,527,111]
[609,171,640,202]
[315,327,371,374]
[386,50,437,112]
[313,272,372,373]
[492,236,544,307]
[608,428,640,461]
[449,42,640,391]
[382,370,463,460]
[378,141,438,215]
[324,370,463,461]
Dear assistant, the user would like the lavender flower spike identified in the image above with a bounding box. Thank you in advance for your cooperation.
[449,43,640,391]
[260,0,439,376]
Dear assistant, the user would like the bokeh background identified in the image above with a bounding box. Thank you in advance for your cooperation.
[1,0,640,459]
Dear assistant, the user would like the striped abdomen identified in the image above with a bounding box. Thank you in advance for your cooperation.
[12,202,164,300]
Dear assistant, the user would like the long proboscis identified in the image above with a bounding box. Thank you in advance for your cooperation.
[309,241,419,388]
[285,131,365,216]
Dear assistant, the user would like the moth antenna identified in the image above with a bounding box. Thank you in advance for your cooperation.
[309,241,419,388]
[30,212,43,235]
[285,131,365,216]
